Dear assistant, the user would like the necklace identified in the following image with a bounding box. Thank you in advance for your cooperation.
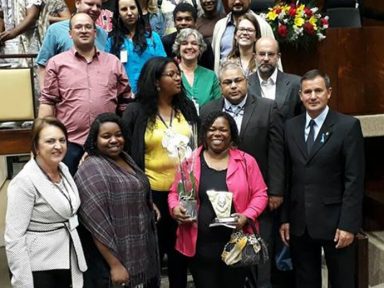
[35,160,75,215]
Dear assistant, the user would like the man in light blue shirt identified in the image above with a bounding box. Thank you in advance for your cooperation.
[37,0,107,87]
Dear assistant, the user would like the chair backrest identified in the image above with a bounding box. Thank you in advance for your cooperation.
[325,0,358,9]
[327,7,362,28]
[250,0,275,14]
[0,67,36,121]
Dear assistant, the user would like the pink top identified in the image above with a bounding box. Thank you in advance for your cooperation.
[40,48,132,145]
[168,146,268,257]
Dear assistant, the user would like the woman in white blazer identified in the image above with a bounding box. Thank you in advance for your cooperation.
[5,117,87,288]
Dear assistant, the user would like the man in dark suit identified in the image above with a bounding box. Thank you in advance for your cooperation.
[249,37,302,122]
[249,36,302,288]
[280,69,365,288]
[200,61,285,288]
[161,2,214,70]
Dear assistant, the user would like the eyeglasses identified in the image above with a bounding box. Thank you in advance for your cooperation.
[162,71,181,79]
[221,77,245,86]
[237,27,256,34]
[71,24,95,31]
[257,52,278,58]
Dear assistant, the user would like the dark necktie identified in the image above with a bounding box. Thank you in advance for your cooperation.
[306,119,316,153]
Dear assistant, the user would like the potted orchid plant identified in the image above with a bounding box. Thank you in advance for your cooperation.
[163,124,198,220]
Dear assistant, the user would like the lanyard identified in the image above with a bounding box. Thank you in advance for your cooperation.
[35,160,75,216]
[157,109,174,129]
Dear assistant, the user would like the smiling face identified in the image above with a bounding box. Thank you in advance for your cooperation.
[118,0,139,28]
[96,122,125,159]
[175,11,195,31]
[75,0,102,21]
[69,13,96,49]
[235,18,257,48]
[300,76,332,119]
[36,125,67,167]
[179,34,200,62]
[206,116,232,154]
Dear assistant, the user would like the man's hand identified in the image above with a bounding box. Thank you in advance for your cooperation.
[279,223,290,246]
[0,30,17,42]
[269,196,283,211]
[334,229,354,249]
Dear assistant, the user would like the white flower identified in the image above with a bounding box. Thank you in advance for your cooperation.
[162,131,192,160]
[311,7,318,13]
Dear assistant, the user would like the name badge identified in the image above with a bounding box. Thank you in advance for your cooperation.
[120,50,128,63]
[68,214,79,231]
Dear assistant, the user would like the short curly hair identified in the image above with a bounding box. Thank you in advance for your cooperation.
[200,111,239,149]
[84,113,128,156]
[172,28,207,57]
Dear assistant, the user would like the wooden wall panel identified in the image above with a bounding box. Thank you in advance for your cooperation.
[280,27,384,116]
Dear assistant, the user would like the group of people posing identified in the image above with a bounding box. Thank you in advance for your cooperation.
[3,0,365,288]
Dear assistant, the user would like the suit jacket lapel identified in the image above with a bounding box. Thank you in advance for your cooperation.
[275,71,288,108]
[291,114,307,159]
[250,75,262,98]
[29,159,74,219]
[239,95,255,137]
[307,111,335,162]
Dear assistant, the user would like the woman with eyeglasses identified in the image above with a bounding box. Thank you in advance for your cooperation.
[226,12,261,78]
[106,0,166,94]
[122,56,199,288]
[172,28,221,109]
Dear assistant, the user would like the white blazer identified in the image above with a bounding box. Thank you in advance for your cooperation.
[212,11,283,75]
[5,159,87,288]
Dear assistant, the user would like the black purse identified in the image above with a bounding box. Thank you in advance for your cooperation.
[221,219,269,267]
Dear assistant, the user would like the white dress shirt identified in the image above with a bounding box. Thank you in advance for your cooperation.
[257,68,278,100]
[305,106,329,142]
[223,95,248,133]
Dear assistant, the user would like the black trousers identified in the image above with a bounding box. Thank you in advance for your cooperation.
[290,229,356,288]
[152,190,188,288]
[32,269,71,288]
[189,255,246,288]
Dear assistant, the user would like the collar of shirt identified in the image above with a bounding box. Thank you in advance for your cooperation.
[223,94,247,113]
[226,13,236,26]
[71,46,100,60]
[305,105,329,140]
[257,68,278,86]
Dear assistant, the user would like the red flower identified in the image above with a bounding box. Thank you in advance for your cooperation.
[275,7,282,14]
[321,17,329,26]
[288,7,296,17]
[304,7,313,17]
[278,24,288,38]
[303,22,315,35]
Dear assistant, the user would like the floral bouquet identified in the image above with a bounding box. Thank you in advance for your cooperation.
[163,124,198,220]
[263,1,329,48]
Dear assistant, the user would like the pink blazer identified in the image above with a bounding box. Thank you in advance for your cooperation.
[168,146,268,257]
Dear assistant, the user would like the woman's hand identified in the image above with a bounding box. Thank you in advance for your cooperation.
[110,263,129,286]
[172,205,194,224]
[231,213,248,230]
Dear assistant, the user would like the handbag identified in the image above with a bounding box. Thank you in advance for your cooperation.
[221,219,269,267]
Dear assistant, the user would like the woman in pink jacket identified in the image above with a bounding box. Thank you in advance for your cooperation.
[168,111,268,288]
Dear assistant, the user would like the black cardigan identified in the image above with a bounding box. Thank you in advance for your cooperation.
[122,102,199,170]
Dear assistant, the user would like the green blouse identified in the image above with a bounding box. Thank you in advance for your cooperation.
[181,65,221,107]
